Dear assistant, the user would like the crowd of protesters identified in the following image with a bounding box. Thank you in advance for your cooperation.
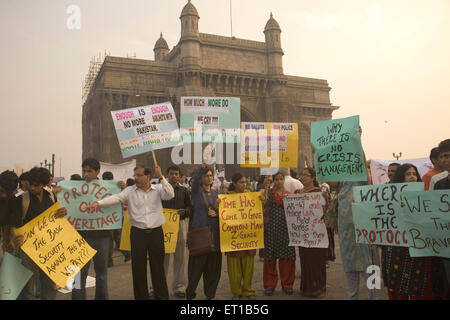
[0,138,448,300]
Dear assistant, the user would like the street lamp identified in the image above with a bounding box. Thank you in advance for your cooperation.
[393,152,402,160]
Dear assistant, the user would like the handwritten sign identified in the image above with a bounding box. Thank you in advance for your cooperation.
[283,193,329,248]
[311,115,367,183]
[180,97,241,143]
[58,180,122,231]
[161,209,180,254]
[218,192,264,252]
[398,190,450,258]
[111,102,181,158]
[351,182,424,246]
[13,202,97,288]
[0,252,33,300]
[240,122,298,168]
[119,208,180,254]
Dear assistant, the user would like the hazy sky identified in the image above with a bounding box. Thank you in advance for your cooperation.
[0,0,449,177]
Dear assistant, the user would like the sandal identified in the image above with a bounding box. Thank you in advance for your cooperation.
[264,288,274,296]
[282,287,293,295]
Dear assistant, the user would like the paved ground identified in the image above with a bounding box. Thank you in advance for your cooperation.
[56,233,387,300]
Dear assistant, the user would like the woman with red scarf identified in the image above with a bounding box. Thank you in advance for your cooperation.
[263,171,296,296]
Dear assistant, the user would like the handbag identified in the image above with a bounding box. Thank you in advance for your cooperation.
[187,226,214,256]
[186,190,215,256]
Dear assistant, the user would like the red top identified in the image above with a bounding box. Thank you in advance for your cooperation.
[422,168,440,190]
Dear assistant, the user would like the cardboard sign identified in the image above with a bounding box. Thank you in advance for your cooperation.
[119,208,180,254]
[180,97,241,143]
[351,182,424,246]
[161,209,180,254]
[58,180,122,231]
[0,252,33,300]
[311,115,367,183]
[398,190,450,258]
[14,202,97,288]
[218,192,264,252]
[283,193,329,248]
[240,122,298,168]
[111,102,181,158]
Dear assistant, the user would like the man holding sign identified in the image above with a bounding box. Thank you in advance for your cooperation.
[86,165,174,300]
[10,167,67,300]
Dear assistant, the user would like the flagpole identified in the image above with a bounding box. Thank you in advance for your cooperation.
[230,0,233,37]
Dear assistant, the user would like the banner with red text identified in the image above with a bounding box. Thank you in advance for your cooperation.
[111,102,181,158]
[57,180,122,230]
[283,193,329,248]
[218,192,264,252]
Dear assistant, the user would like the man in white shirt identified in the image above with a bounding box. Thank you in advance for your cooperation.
[87,165,174,300]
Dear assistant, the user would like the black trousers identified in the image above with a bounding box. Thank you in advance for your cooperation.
[130,226,169,300]
[186,252,222,300]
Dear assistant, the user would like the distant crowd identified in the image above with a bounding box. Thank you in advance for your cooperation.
[0,137,448,300]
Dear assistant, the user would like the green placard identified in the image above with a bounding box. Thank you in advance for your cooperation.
[351,182,424,246]
[398,190,450,258]
[58,180,122,230]
[0,252,33,300]
[311,115,367,183]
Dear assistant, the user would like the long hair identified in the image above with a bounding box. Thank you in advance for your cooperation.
[393,163,422,183]
[303,167,319,188]
[228,172,244,192]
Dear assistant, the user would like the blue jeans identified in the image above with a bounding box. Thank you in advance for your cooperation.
[72,235,110,300]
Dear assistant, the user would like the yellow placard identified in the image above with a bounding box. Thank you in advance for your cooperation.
[119,208,180,254]
[218,192,264,252]
[240,122,298,168]
[162,209,180,254]
[14,202,97,288]
[119,208,131,251]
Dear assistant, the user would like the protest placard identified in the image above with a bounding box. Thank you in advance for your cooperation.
[311,115,367,183]
[14,202,97,288]
[397,190,450,258]
[99,159,136,182]
[161,209,180,254]
[118,208,180,254]
[111,102,181,158]
[119,208,131,251]
[0,252,33,300]
[218,192,264,252]
[240,122,298,168]
[283,193,329,248]
[180,97,240,143]
[351,182,424,246]
[369,158,433,185]
[58,180,122,231]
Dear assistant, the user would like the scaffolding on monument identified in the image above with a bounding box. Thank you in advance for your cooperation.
[82,51,110,105]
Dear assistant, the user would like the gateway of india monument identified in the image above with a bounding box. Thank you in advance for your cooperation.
[82,0,338,178]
